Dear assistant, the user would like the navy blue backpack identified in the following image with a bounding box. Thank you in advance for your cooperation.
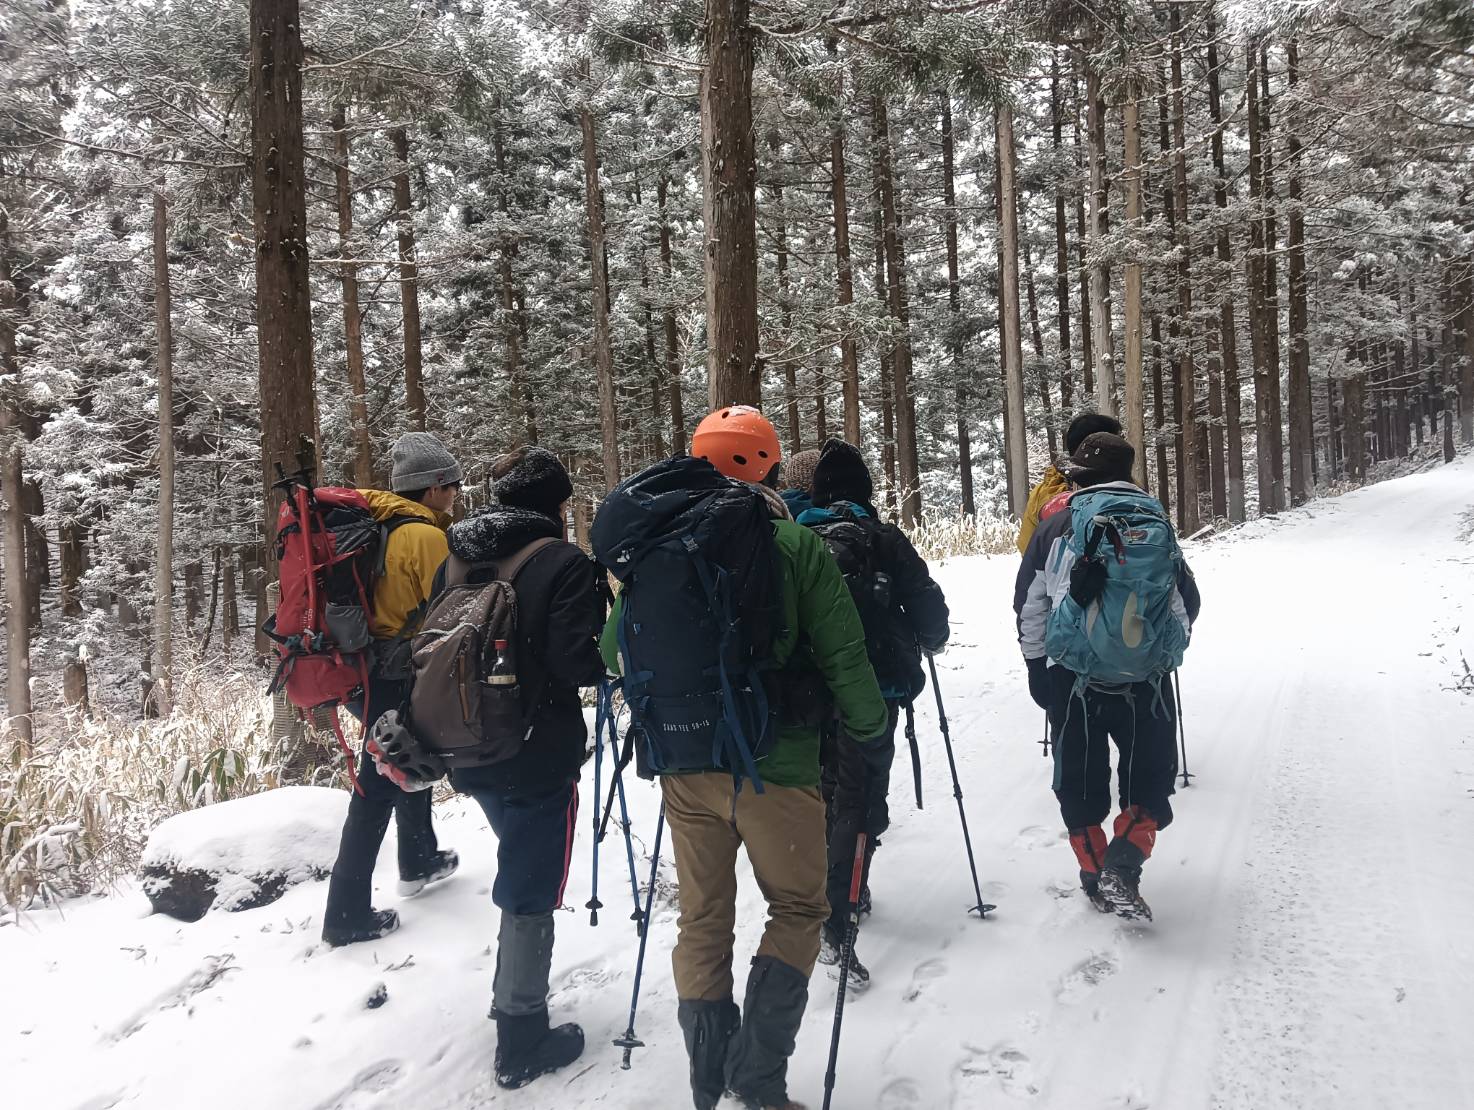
[591,457,783,791]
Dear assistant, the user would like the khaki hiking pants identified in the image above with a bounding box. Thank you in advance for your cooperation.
[662,772,830,1001]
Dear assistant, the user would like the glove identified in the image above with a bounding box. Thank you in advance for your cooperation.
[1026,657,1052,711]
[1069,556,1108,609]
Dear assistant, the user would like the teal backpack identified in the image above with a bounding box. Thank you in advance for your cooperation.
[1044,487,1188,685]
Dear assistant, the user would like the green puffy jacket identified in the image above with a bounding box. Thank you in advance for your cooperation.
[600,516,888,788]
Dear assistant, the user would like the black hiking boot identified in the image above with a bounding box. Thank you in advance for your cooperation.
[1097,866,1153,922]
[322,908,400,947]
[494,1008,584,1090]
[817,923,871,992]
[679,998,741,1110]
[397,848,459,897]
[1081,872,1113,913]
[725,957,809,1110]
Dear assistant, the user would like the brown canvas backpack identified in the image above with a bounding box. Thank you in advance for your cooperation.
[408,538,557,767]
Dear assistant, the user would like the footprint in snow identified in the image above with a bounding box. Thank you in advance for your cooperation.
[878,1078,923,1108]
[312,1060,405,1110]
[1056,950,1120,1004]
[1013,825,1057,851]
[903,957,948,1002]
[952,1044,1040,1104]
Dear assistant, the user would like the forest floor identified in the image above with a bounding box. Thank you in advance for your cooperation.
[5,457,1474,1110]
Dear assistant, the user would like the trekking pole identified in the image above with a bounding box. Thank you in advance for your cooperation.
[904,702,923,810]
[605,710,643,926]
[926,653,995,919]
[1173,670,1193,787]
[587,684,611,926]
[613,801,666,1070]
[593,682,642,925]
[1041,712,1052,759]
[821,832,867,1110]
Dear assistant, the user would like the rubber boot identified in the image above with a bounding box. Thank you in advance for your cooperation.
[677,997,740,1110]
[493,1008,584,1089]
[724,957,810,1109]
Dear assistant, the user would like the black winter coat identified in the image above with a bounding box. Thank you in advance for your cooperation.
[798,500,950,700]
[431,506,608,798]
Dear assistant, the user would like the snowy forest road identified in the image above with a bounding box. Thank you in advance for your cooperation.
[6,460,1474,1110]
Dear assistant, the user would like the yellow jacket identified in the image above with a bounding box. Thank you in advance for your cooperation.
[1016,465,1069,555]
[358,489,450,639]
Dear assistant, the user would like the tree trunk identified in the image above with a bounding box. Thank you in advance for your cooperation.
[493,99,536,445]
[152,184,176,714]
[222,544,239,647]
[333,105,375,486]
[873,197,897,510]
[1170,12,1200,532]
[997,102,1030,517]
[1444,277,1458,463]
[63,657,89,717]
[1122,90,1147,488]
[1152,314,1172,512]
[59,521,85,617]
[183,560,204,629]
[1086,63,1116,415]
[1052,52,1075,415]
[873,97,922,524]
[769,136,801,453]
[389,127,427,432]
[1207,18,1247,522]
[1460,258,1474,444]
[21,479,42,626]
[1245,43,1277,516]
[1258,48,1286,509]
[657,173,687,454]
[1024,237,1059,460]
[701,0,760,409]
[1072,65,1094,397]
[832,115,861,445]
[579,96,621,489]
[251,0,317,589]
[0,209,31,752]
[940,93,973,513]
[1285,43,1313,499]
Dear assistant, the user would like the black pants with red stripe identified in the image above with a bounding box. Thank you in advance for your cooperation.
[323,678,440,932]
[464,782,579,915]
[1048,667,1178,834]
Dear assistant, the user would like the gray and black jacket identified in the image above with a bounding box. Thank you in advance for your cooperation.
[1012,482,1202,664]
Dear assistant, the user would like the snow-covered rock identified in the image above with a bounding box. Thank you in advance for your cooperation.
[139,786,347,921]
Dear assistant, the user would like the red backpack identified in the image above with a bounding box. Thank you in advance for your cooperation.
[264,477,412,792]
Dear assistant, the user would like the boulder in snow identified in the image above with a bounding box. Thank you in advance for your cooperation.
[140,786,348,922]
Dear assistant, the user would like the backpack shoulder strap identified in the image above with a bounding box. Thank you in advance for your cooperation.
[376,514,425,579]
[493,536,560,583]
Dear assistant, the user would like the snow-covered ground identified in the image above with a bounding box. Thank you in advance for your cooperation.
[6,459,1474,1110]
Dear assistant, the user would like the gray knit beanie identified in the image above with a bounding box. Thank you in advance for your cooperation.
[389,432,462,493]
[782,449,821,494]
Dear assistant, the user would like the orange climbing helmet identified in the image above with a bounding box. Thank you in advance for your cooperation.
[691,405,782,485]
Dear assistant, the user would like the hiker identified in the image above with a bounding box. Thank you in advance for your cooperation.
[321,432,462,947]
[792,439,949,989]
[1013,432,1201,920]
[1016,412,1123,554]
[593,406,888,1110]
[431,446,608,1089]
[778,447,820,519]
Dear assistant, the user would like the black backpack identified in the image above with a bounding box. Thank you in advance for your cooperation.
[591,456,783,791]
[803,502,915,697]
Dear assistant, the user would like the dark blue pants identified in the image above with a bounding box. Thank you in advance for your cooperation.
[323,677,439,932]
[464,782,579,915]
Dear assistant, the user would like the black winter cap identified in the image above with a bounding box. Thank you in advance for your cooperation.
[492,446,573,520]
[1064,412,1123,455]
[1061,432,1136,487]
[811,438,874,508]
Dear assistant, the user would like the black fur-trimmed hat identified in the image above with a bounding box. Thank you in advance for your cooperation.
[811,438,874,508]
[491,446,573,519]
